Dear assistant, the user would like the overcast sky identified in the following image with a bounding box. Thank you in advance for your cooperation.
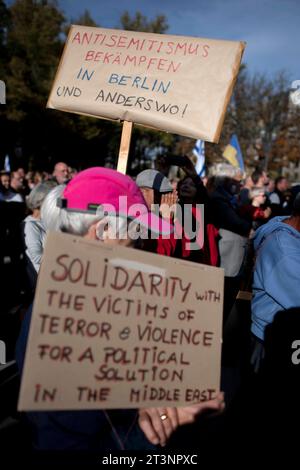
[56,0,299,81]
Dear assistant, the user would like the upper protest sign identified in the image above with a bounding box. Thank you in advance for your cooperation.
[18,231,224,411]
[47,26,245,142]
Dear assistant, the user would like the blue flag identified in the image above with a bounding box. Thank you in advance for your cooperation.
[193,139,205,176]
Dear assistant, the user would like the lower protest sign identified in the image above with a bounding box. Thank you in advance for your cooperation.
[18,232,224,410]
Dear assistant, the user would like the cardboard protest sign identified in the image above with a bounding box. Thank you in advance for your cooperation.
[18,232,224,411]
[47,25,245,142]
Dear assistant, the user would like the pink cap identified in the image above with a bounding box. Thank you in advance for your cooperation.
[60,167,173,235]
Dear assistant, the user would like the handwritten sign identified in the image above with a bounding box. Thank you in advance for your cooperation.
[47,26,245,142]
[18,232,224,410]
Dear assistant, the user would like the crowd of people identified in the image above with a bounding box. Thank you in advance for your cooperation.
[1,156,299,460]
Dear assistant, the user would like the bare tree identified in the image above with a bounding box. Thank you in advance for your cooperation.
[204,68,300,174]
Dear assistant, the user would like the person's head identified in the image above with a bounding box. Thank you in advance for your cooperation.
[68,167,77,179]
[53,162,69,184]
[251,169,268,188]
[211,163,243,180]
[244,175,254,189]
[0,172,10,190]
[41,184,66,231]
[10,171,23,191]
[275,176,289,192]
[201,175,208,187]
[211,164,244,195]
[177,177,198,203]
[136,169,173,210]
[42,171,50,181]
[25,171,35,190]
[267,178,275,193]
[58,167,172,246]
[17,167,25,179]
[33,171,43,186]
[26,180,57,217]
[262,171,269,186]
[249,187,266,207]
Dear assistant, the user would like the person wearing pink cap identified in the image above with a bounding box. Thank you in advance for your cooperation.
[58,166,173,240]
[16,167,224,454]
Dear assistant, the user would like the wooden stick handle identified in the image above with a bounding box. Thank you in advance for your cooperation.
[117,121,133,174]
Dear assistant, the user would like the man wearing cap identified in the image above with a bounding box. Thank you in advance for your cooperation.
[136,169,176,211]
[16,167,224,453]
[136,169,178,256]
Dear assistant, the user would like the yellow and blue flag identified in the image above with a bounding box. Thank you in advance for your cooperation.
[222,134,244,171]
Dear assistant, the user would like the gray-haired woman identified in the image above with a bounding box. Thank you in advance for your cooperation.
[21,181,59,294]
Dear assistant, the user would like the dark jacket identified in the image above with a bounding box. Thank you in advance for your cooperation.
[210,187,251,237]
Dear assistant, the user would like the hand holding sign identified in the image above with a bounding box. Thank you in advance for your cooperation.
[139,391,225,446]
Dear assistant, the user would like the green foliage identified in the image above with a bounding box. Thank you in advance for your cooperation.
[74,9,98,27]
[5,0,65,120]
[0,0,11,76]
[63,8,98,37]
[120,11,168,33]
[0,2,176,172]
